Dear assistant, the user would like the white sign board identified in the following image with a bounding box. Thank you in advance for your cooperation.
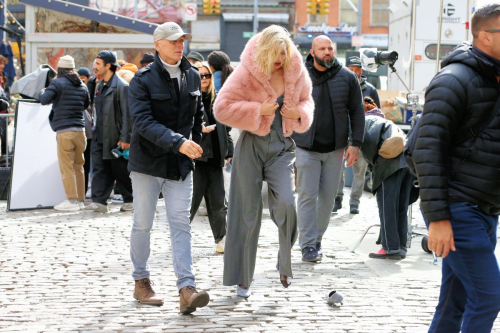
[9,102,66,210]
[185,3,197,21]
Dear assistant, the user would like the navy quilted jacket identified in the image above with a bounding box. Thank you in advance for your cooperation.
[413,42,500,222]
[39,74,90,132]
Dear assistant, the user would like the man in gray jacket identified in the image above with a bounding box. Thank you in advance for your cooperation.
[292,36,365,262]
[84,50,133,213]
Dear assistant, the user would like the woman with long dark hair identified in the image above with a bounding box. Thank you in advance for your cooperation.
[207,51,232,92]
[190,62,234,253]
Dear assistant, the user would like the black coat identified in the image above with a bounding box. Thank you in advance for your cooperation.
[128,53,204,180]
[360,77,380,108]
[413,42,500,222]
[39,74,90,132]
[93,73,131,159]
[292,55,365,150]
[197,92,234,167]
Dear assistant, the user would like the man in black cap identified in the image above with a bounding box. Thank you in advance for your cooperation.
[139,52,154,68]
[83,50,133,213]
[187,51,204,64]
[77,67,92,85]
[332,55,381,215]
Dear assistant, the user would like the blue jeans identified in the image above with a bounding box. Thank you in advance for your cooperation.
[427,202,500,333]
[130,171,195,291]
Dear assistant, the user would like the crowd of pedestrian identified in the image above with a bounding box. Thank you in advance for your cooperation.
[37,4,500,331]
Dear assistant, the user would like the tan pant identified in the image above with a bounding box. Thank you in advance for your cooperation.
[56,131,87,201]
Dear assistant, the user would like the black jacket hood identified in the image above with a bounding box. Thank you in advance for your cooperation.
[441,42,497,80]
[63,73,84,86]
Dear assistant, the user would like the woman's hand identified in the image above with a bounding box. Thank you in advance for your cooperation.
[202,122,215,133]
[261,96,279,116]
[225,157,232,167]
[281,103,300,119]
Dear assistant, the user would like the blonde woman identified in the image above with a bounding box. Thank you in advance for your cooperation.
[190,62,233,253]
[214,25,314,297]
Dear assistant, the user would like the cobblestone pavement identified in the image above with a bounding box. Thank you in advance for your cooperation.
[0,189,499,333]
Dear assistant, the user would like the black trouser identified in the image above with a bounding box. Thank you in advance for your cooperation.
[91,142,133,205]
[375,167,414,254]
[190,162,227,243]
[84,139,92,194]
[0,116,7,156]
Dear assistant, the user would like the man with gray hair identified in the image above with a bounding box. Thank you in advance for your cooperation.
[128,22,209,314]
[413,4,500,332]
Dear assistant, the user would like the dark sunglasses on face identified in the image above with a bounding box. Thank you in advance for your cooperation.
[200,74,212,79]
[485,29,500,33]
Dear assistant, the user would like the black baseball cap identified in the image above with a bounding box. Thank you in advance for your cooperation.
[96,50,121,68]
[77,67,92,76]
[346,56,362,67]
[140,52,155,64]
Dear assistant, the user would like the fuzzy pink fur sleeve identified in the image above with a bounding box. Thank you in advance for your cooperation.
[213,67,262,132]
[290,70,314,133]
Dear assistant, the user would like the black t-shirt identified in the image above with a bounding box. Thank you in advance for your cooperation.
[310,67,336,153]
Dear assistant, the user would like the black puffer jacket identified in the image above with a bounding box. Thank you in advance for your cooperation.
[360,77,380,108]
[39,74,90,132]
[413,42,500,222]
[292,55,365,149]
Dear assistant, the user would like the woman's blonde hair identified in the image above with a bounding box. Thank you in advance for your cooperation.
[194,61,215,103]
[255,25,293,76]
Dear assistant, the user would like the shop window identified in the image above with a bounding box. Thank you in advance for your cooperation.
[35,8,139,34]
[340,0,356,25]
[371,0,389,27]
[37,47,155,70]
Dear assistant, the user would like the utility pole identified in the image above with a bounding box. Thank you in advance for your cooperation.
[356,0,362,36]
[253,0,258,35]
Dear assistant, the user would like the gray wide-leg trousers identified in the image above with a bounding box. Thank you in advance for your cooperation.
[296,147,345,249]
[223,130,298,288]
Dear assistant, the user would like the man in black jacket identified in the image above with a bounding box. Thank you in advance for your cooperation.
[292,36,365,262]
[83,50,133,213]
[413,4,500,332]
[334,56,381,215]
[128,22,209,314]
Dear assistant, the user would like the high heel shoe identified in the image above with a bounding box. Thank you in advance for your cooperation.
[237,285,251,298]
[280,274,291,288]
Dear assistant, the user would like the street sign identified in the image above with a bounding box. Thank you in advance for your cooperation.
[243,32,254,38]
[185,3,197,21]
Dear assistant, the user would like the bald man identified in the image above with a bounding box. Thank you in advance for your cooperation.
[292,35,365,262]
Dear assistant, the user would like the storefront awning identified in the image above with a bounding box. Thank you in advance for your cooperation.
[20,0,158,35]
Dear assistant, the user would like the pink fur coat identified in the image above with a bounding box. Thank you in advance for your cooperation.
[213,35,314,137]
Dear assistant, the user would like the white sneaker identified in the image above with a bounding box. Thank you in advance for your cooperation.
[85,188,91,199]
[78,201,86,210]
[83,202,109,213]
[54,200,80,212]
[197,205,208,216]
[216,236,226,253]
[111,195,124,204]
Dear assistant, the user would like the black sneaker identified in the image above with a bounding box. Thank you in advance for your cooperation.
[316,243,323,260]
[302,246,320,262]
[350,205,359,214]
[332,197,342,213]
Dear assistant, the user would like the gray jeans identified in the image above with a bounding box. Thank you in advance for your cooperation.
[296,147,345,249]
[336,151,368,206]
[130,171,195,291]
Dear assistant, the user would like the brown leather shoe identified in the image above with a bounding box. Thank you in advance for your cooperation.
[133,278,163,306]
[179,286,209,314]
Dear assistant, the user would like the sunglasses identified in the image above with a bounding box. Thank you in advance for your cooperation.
[485,29,500,33]
[200,74,212,79]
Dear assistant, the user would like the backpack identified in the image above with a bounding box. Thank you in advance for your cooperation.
[404,96,500,177]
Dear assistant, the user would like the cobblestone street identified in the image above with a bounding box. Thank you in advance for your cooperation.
[1,190,499,332]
